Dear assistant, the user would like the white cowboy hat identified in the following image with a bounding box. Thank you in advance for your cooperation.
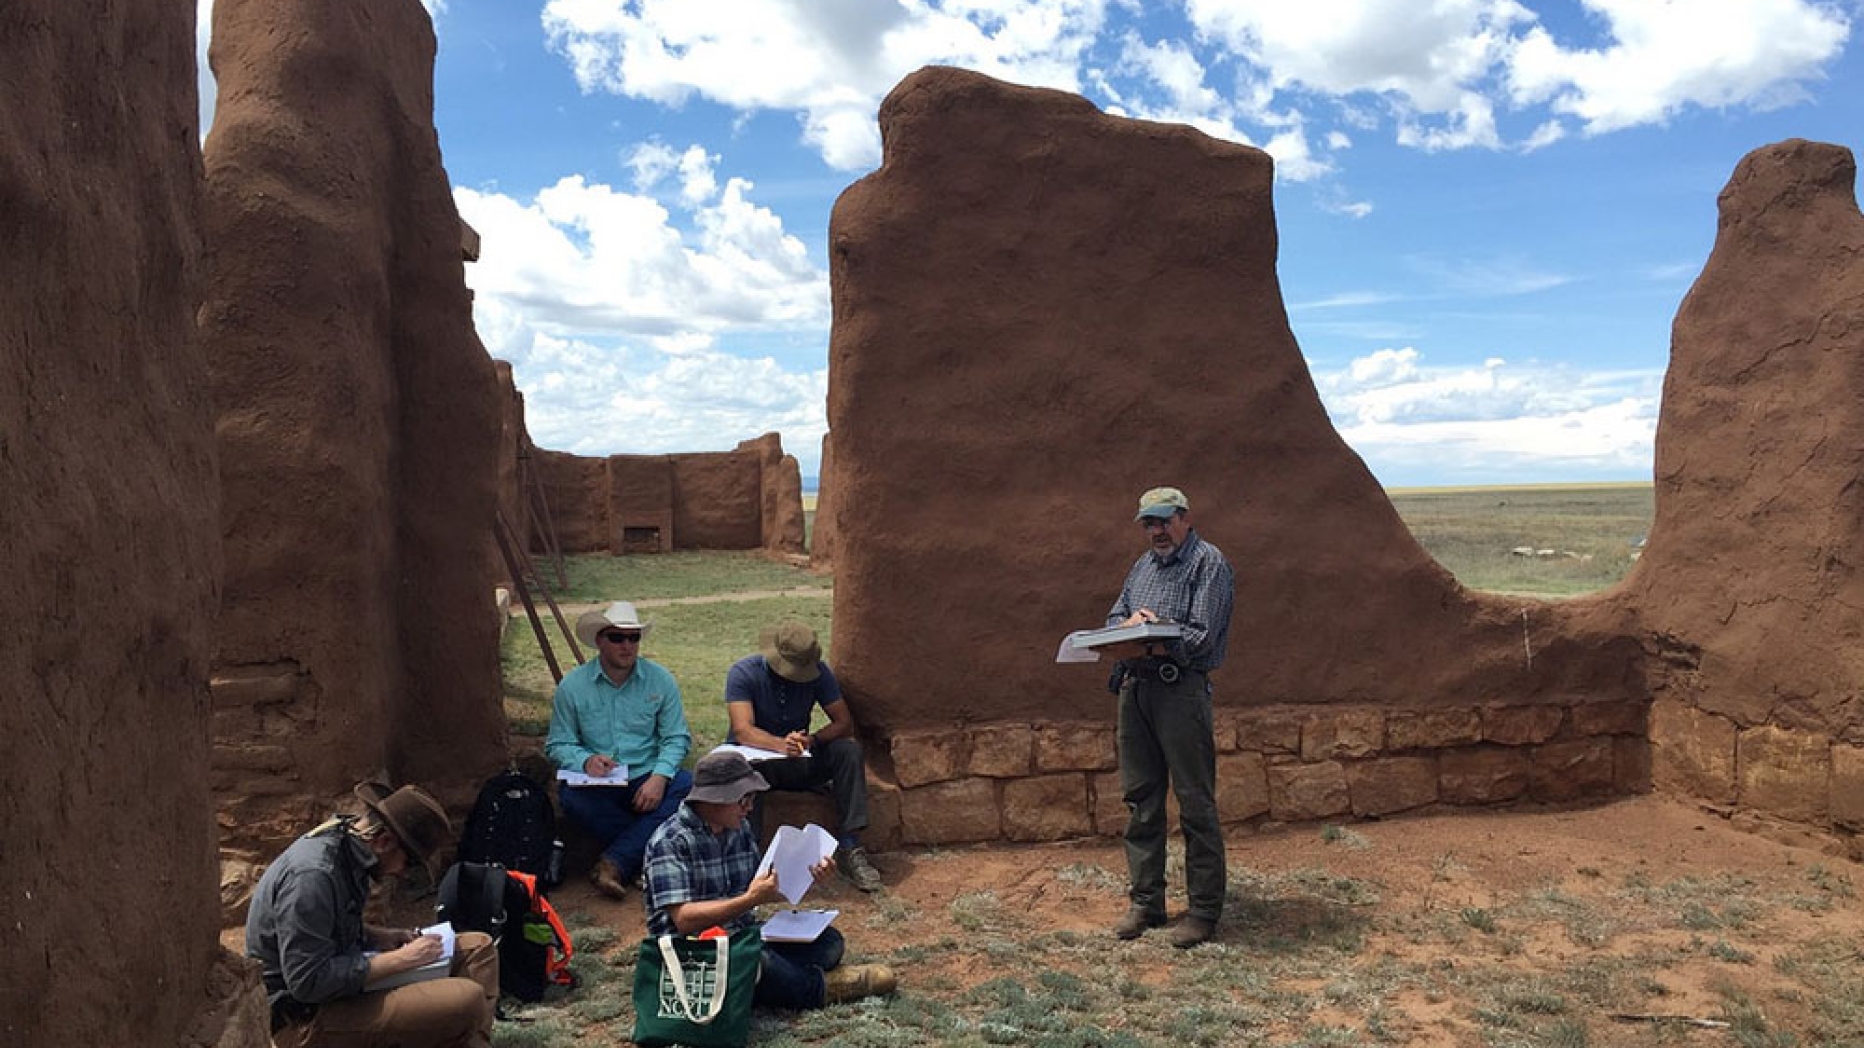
[575,600,653,648]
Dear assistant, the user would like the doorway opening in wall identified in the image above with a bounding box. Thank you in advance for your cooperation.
[621,526,662,553]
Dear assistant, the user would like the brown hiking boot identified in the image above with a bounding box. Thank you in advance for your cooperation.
[823,964,898,1004]
[836,846,883,892]
[1112,908,1167,940]
[1170,916,1216,949]
[589,857,628,900]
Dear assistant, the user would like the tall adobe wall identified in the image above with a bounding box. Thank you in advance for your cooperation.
[0,3,263,1045]
[202,0,506,854]
[827,66,1642,726]
[827,68,1646,846]
[1622,140,1864,841]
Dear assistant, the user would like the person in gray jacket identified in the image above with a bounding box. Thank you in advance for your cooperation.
[246,782,499,1047]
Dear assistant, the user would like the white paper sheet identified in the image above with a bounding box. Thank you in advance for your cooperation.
[710,742,808,762]
[755,823,839,905]
[557,765,629,787]
[760,908,839,943]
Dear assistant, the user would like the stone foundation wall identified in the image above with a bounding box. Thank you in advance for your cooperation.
[862,701,1649,847]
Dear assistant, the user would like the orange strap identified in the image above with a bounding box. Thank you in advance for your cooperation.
[506,869,576,984]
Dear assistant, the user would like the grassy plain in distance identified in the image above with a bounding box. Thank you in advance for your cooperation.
[1387,482,1653,597]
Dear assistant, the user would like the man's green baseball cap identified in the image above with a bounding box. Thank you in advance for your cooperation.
[1135,486,1189,520]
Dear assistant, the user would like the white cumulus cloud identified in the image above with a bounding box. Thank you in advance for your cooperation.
[1313,347,1661,480]
[455,156,827,339]
[1506,0,1851,133]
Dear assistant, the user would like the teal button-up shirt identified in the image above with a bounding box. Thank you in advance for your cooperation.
[545,656,691,780]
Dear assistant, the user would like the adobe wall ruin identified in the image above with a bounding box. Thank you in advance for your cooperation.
[532,433,807,556]
[1622,140,1864,843]
[824,68,1858,852]
[0,2,263,1045]
[201,0,508,861]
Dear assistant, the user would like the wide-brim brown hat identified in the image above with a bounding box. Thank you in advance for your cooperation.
[687,750,770,805]
[353,781,452,879]
[759,620,821,683]
[575,600,653,648]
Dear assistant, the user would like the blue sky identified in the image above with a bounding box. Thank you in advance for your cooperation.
[200,0,1862,487]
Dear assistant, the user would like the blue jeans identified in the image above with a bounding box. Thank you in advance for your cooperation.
[755,927,845,1010]
[558,769,693,879]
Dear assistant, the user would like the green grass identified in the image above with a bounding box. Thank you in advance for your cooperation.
[1386,483,1652,596]
[501,591,834,754]
[537,550,829,604]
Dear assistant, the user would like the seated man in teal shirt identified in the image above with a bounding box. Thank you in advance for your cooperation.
[546,600,693,899]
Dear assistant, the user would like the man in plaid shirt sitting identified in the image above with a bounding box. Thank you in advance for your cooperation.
[640,750,897,1008]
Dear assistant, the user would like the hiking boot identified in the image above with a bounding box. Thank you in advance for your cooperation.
[836,846,883,892]
[1112,908,1167,940]
[823,964,898,1004]
[589,857,628,900]
[1170,916,1216,949]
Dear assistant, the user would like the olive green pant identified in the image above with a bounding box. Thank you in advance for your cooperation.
[1119,671,1225,923]
[275,932,499,1048]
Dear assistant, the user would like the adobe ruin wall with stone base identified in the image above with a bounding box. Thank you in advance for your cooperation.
[822,68,1859,855]
[1619,140,1864,853]
[530,433,807,556]
[1,2,267,1045]
[202,0,508,878]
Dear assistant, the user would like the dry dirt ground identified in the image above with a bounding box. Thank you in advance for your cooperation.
[431,793,1864,1047]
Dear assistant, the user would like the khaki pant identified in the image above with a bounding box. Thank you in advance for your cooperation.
[275,932,498,1048]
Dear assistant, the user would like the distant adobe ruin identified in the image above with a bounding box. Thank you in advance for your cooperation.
[824,68,1861,853]
[526,433,806,557]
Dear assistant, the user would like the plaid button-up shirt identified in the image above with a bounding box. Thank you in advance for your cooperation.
[642,805,760,937]
[1105,529,1235,672]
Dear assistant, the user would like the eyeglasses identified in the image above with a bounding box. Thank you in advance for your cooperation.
[599,630,643,644]
[1139,516,1178,531]
[736,795,758,811]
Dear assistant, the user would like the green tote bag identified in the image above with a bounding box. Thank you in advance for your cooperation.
[631,927,761,1048]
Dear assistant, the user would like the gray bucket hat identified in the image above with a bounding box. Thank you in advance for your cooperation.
[686,750,770,805]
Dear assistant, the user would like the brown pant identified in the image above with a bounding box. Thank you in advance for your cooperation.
[275,932,499,1048]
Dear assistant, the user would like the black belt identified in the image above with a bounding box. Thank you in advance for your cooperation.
[1123,660,1204,685]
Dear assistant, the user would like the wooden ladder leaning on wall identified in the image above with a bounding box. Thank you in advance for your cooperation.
[495,449,581,684]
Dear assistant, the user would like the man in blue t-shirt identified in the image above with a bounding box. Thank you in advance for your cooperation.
[722,621,882,891]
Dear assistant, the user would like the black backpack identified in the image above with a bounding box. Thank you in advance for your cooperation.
[458,771,559,886]
[436,861,575,1003]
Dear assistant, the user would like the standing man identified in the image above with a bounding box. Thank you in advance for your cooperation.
[246,782,500,1047]
[547,600,693,900]
[642,751,896,1008]
[1103,486,1235,948]
[722,621,882,891]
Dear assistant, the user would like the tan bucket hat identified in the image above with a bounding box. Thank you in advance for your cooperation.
[760,621,822,683]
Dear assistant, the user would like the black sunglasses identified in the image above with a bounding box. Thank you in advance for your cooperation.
[599,630,643,644]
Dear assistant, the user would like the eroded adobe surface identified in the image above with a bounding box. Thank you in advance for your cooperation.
[202,0,506,854]
[0,2,250,1044]
[825,67,1642,749]
[1622,140,1864,835]
[533,433,806,555]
